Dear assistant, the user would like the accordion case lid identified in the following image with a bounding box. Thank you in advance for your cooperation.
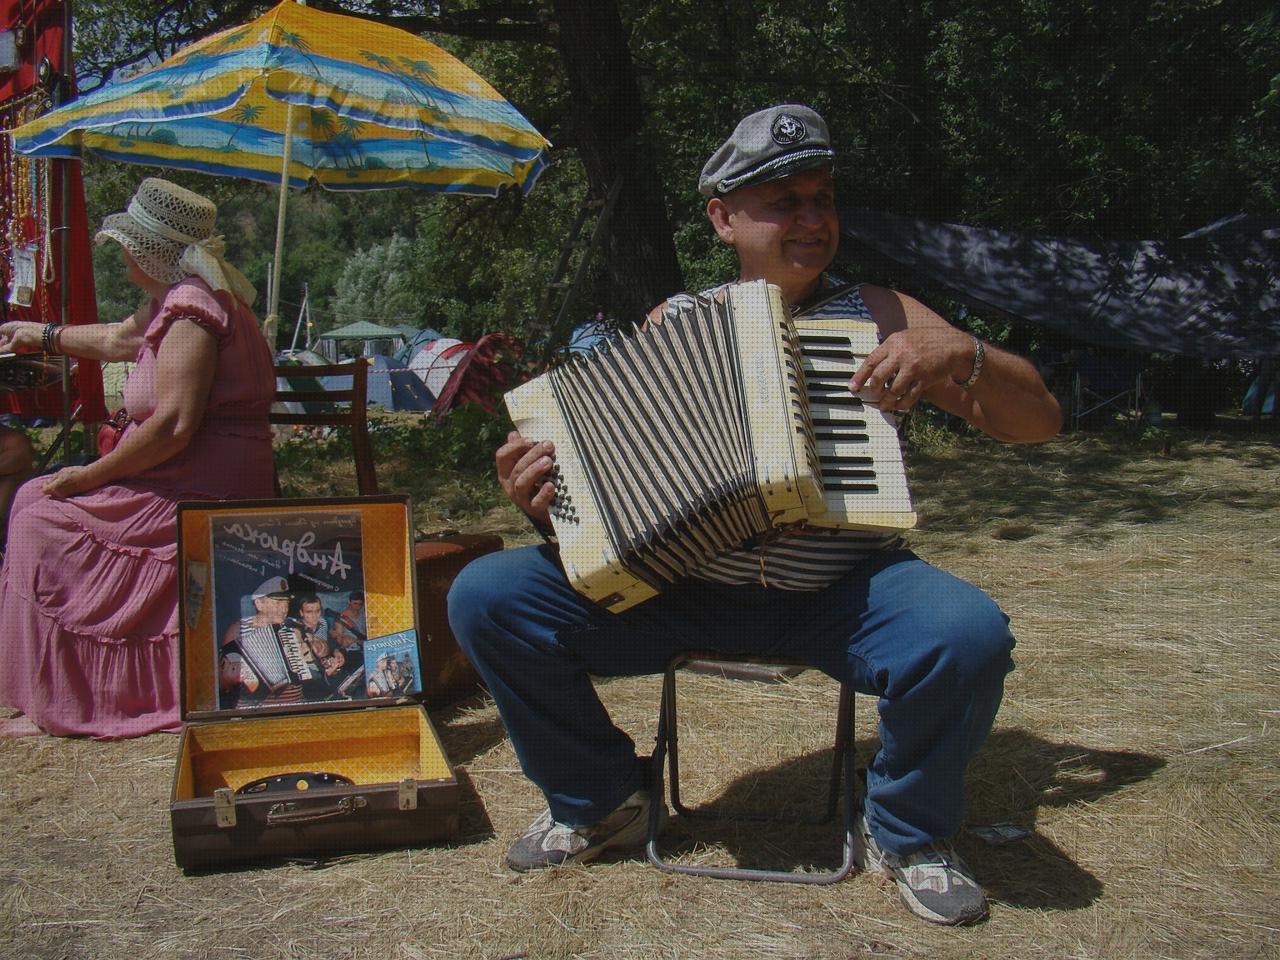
[176,495,424,723]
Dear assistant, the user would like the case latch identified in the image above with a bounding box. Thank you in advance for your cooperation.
[213,787,237,828]
[398,777,418,811]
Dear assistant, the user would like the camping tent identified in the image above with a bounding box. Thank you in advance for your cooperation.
[408,338,470,396]
[275,348,329,367]
[319,355,435,412]
[562,318,616,356]
[396,326,448,364]
[315,321,408,359]
[273,370,330,416]
[838,207,1279,359]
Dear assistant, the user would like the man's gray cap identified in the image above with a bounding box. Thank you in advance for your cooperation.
[698,104,834,198]
[252,576,290,599]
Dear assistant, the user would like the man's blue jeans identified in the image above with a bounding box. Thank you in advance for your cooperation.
[447,544,1014,857]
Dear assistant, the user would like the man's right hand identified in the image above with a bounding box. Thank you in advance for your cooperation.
[497,430,556,530]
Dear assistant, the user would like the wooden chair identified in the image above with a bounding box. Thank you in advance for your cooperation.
[646,651,859,885]
[270,359,378,495]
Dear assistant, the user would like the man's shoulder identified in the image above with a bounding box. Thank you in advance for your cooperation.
[853,282,894,310]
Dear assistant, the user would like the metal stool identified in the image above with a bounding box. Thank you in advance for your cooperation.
[646,651,859,884]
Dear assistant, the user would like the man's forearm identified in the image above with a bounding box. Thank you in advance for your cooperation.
[954,343,1063,442]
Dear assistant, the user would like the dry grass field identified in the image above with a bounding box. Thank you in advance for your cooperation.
[2,426,1277,960]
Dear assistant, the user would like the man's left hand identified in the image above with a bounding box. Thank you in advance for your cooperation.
[849,326,972,413]
[42,465,94,498]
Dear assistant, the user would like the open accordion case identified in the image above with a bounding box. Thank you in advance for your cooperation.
[170,495,471,870]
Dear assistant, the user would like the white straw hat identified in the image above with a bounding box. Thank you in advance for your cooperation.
[95,178,257,305]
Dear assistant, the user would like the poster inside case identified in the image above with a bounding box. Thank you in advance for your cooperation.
[177,496,420,718]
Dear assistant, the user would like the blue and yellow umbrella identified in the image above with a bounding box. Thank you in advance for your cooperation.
[10,0,550,324]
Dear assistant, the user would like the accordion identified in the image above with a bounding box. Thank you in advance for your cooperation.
[237,621,312,692]
[505,280,915,612]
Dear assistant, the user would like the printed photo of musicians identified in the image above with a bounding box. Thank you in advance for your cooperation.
[217,578,374,709]
[362,629,422,699]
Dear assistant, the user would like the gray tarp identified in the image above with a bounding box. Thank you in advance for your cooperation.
[838,208,1279,359]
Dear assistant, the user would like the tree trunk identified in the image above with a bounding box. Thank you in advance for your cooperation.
[550,0,685,322]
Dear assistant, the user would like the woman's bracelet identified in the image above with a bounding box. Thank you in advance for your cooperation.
[40,322,59,355]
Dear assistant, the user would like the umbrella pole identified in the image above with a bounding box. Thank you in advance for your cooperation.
[289,283,309,352]
[264,101,295,346]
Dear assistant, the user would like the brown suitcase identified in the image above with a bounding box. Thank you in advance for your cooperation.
[413,531,503,709]
[170,496,462,871]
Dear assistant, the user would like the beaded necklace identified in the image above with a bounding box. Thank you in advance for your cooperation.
[2,89,53,314]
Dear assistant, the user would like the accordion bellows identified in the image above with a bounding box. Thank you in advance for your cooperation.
[504,280,915,612]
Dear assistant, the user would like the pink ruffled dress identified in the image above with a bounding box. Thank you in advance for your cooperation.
[0,278,275,738]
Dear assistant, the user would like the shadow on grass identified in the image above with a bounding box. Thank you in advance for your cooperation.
[451,766,497,845]
[908,436,1278,540]
[431,696,509,766]
[646,727,1163,913]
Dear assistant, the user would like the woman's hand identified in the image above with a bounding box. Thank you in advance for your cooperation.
[42,465,95,499]
[496,430,556,530]
[0,321,46,353]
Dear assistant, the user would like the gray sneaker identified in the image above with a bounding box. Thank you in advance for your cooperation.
[506,789,669,872]
[853,807,989,925]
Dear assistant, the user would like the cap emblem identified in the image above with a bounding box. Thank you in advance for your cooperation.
[771,113,807,145]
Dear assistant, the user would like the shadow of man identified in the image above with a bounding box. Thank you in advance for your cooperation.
[650,725,1163,912]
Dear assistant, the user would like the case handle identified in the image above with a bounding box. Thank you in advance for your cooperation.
[266,794,368,825]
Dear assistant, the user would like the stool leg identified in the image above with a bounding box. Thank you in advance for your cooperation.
[646,661,677,867]
[835,683,859,882]
[662,659,696,817]
[647,664,859,884]
[826,682,854,821]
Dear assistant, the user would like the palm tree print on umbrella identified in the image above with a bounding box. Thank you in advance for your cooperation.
[275,29,325,80]
[305,107,352,170]
[336,116,366,172]
[167,28,253,86]
[360,51,444,164]
[224,103,264,149]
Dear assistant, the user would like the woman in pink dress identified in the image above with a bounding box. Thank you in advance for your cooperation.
[0,178,276,738]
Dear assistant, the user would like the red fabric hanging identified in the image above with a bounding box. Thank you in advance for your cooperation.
[431,333,523,419]
[0,0,106,421]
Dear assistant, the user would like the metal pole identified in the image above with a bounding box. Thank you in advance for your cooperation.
[264,101,294,348]
[57,0,74,464]
[289,282,308,351]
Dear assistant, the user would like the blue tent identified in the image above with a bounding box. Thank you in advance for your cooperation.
[1243,375,1277,416]
[396,326,448,364]
[320,355,436,412]
[564,319,617,356]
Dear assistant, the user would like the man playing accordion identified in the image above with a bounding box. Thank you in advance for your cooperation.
[448,104,1061,926]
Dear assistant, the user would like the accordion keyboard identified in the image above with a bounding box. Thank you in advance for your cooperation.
[793,316,916,531]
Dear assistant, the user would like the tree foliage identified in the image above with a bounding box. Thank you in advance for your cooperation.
[330,234,423,328]
[72,0,1279,355]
